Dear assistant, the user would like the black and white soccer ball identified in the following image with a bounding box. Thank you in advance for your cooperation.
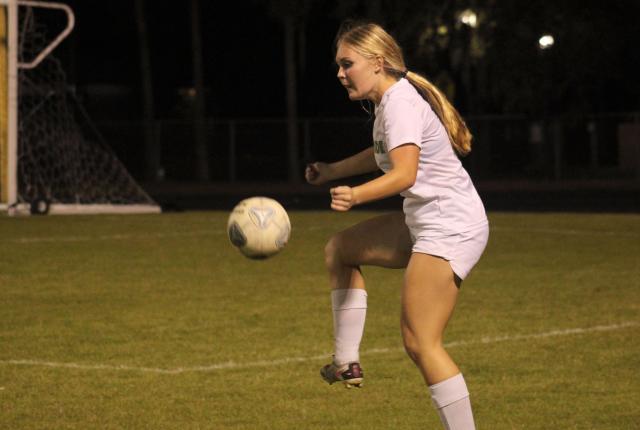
[227,197,291,259]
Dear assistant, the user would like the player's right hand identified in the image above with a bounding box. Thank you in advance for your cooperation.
[305,162,331,185]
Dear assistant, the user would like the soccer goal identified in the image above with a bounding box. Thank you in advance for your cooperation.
[0,0,160,215]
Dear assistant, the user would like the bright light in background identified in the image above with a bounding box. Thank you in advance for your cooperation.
[437,25,449,36]
[459,9,478,28]
[538,34,555,50]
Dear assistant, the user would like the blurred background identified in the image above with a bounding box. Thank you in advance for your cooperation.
[33,0,640,211]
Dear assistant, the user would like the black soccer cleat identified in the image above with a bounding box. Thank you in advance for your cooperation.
[320,361,364,388]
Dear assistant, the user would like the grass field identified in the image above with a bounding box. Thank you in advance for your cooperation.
[1,210,639,429]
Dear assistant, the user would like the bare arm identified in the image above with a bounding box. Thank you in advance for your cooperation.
[329,147,379,180]
[306,147,379,184]
[330,144,419,211]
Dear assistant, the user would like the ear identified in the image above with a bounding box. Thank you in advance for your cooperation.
[374,55,385,73]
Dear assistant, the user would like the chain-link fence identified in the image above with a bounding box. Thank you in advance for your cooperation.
[95,113,640,184]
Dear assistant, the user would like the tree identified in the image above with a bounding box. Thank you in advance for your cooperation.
[190,0,209,181]
[266,0,314,183]
[134,0,160,181]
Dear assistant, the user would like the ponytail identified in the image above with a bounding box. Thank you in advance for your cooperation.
[405,71,472,156]
[335,20,472,156]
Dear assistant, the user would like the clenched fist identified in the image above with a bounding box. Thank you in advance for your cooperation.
[330,186,355,211]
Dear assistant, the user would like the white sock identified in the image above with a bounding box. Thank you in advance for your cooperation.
[331,288,367,365]
[429,373,476,430]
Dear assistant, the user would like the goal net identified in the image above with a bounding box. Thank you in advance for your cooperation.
[1,0,160,215]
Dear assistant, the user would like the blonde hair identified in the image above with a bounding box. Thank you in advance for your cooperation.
[335,21,472,156]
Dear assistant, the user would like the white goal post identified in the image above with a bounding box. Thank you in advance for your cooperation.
[0,0,18,210]
[0,0,161,215]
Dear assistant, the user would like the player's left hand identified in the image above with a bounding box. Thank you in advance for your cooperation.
[330,186,355,211]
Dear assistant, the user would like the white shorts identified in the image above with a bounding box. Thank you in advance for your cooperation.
[409,221,489,280]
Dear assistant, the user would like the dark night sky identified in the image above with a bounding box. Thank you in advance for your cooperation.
[42,1,640,121]
[56,1,355,120]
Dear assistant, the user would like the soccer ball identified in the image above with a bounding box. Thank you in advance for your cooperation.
[227,196,291,259]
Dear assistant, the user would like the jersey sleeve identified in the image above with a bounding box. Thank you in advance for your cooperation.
[382,97,422,152]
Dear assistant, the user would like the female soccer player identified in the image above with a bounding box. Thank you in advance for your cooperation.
[305,21,489,430]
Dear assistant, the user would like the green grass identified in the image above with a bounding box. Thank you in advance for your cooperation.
[1,210,639,429]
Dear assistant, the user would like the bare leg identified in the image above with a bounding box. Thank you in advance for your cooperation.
[324,212,412,290]
[401,253,460,384]
[321,212,412,380]
[401,253,475,429]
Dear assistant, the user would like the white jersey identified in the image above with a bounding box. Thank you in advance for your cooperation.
[373,78,487,235]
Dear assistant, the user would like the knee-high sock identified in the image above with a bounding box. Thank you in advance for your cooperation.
[429,373,476,430]
[331,288,367,365]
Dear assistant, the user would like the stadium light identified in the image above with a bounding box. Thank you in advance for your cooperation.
[437,24,449,36]
[538,34,555,50]
[459,9,478,28]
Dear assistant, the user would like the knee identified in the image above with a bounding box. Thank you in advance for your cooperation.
[402,330,441,365]
[324,234,344,271]
[402,335,423,364]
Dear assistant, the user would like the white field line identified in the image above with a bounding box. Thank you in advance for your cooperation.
[1,321,637,375]
[8,230,223,244]
[7,225,637,244]
[491,226,639,237]
[6,226,330,244]
[6,226,336,244]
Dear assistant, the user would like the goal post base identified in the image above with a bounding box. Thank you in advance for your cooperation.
[4,202,162,216]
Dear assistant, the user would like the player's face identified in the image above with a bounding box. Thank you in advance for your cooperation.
[335,43,379,102]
